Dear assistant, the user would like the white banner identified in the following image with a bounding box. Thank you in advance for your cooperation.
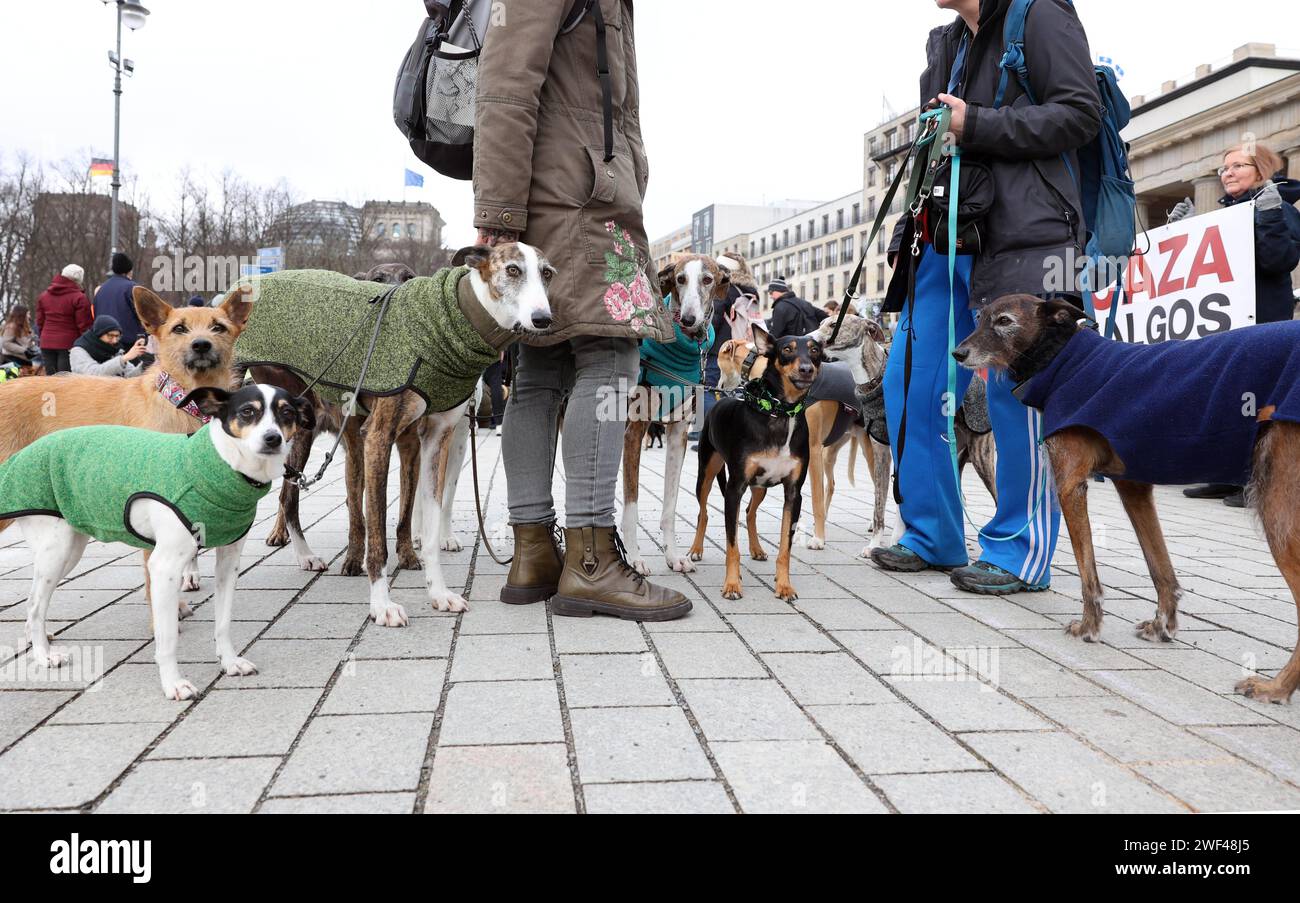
[1093,201,1256,345]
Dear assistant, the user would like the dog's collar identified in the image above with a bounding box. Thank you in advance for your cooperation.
[156,370,211,423]
[457,273,520,352]
[742,379,806,419]
[740,347,760,382]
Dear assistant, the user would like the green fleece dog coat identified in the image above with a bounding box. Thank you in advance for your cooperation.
[0,424,271,549]
[234,266,517,411]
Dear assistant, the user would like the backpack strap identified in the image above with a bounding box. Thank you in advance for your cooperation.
[590,1,615,163]
[994,0,1038,108]
[560,0,595,34]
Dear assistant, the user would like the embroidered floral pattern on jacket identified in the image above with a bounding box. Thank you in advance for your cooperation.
[601,222,657,333]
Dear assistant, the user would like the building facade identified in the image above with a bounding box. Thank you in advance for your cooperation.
[361,201,445,248]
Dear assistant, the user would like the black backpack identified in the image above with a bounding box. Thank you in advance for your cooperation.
[394,0,606,181]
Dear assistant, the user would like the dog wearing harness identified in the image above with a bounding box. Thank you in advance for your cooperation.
[620,254,728,575]
[689,327,823,602]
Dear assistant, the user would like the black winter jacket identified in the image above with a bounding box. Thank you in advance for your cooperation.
[1220,176,1300,325]
[886,0,1102,311]
[768,293,828,341]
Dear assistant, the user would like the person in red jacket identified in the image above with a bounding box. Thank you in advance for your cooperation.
[35,264,92,374]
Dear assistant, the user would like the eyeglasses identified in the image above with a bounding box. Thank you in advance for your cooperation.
[1217,162,1258,178]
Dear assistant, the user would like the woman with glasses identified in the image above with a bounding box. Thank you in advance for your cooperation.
[1182,142,1300,507]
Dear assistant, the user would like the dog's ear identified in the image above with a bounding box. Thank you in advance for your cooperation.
[176,386,230,419]
[1041,298,1086,328]
[132,286,172,335]
[865,319,887,343]
[656,263,677,299]
[751,324,774,355]
[219,284,254,332]
[289,395,317,433]
[453,245,492,270]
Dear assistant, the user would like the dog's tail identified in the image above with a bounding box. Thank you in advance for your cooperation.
[847,432,869,488]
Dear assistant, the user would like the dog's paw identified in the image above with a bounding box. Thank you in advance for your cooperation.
[181,573,202,593]
[1135,618,1175,643]
[806,536,826,551]
[33,648,70,669]
[668,556,696,574]
[339,555,365,578]
[689,549,706,563]
[396,549,423,571]
[178,600,196,621]
[221,656,259,677]
[774,583,799,603]
[630,557,650,576]
[440,534,464,553]
[749,548,768,562]
[428,590,469,613]
[370,603,410,629]
[163,678,200,701]
[297,554,329,572]
[721,581,744,601]
[265,527,290,548]
[1234,675,1293,705]
[1066,620,1101,643]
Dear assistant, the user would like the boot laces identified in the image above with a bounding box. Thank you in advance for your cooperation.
[550,522,565,556]
[611,530,646,586]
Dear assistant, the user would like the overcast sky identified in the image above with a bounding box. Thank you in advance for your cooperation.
[3,0,1294,250]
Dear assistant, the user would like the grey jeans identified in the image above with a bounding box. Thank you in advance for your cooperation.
[503,336,639,528]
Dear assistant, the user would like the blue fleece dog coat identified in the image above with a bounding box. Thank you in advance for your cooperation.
[1017,323,1300,486]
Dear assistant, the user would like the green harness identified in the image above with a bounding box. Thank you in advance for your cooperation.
[742,379,806,419]
[0,424,271,549]
[234,266,517,412]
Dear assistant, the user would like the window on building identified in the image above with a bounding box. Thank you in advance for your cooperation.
[868,136,878,156]
[799,250,809,273]
[822,214,830,235]
[868,197,877,219]
[813,278,820,302]
[868,166,877,187]
[795,225,802,244]
[877,230,886,254]
[843,236,853,260]
[812,247,822,270]
[393,223,402,238]
[852,203,861,225]
[374,222,386,237]
[407,222,418,239]
[782,229,789,249]
[843,270,851,293]
[877,263,886,293]
[827,274,834,299]
[808,219,815,239]
[786,253,794,273]
[827,241,838,268]
[836,209,845,231]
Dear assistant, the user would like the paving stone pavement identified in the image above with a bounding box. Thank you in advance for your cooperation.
[2,432,1298,814]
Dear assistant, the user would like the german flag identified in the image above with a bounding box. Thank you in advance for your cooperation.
[89,158,114,178]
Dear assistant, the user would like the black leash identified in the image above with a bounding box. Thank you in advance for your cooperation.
[285,283,403,490]
[466,409,513,566]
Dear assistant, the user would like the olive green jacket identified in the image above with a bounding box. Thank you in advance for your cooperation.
[0,424,271,549]
[234,266,517,410]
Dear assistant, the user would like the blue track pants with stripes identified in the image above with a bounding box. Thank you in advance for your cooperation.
[882,250,1059,586]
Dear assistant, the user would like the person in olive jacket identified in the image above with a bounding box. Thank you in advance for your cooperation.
[472,0,689,622]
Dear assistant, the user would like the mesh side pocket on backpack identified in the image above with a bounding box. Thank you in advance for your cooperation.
[424,54,478,146]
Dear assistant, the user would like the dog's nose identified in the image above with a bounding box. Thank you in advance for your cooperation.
[262,432,282,449]
[191,338,212,354]
[680,315,697,329]
[797,364,816,379]
[952,347,970,363]
[531,313,553,330]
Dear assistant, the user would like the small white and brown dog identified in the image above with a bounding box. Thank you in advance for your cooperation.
[11,384,311,700]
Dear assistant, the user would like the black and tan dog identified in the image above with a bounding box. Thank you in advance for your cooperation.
[689,327,822,602]
[955,294,1300,704]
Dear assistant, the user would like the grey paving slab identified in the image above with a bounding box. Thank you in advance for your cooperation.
[726,614,838,653]
[0,690,77,750]
[50,663,194,725]
[98,757,281,814]
[438,680,563,746]
[794,598,897,630]
[352,616,454,660]
[262,604,366,640]
[457,600,549,635]
[425,744,576,814]
[963,732,1186,814]
[0,722,165,809]
[1137,759,1300,813]
[584,781,735,814]
[569,707,713,783]
[216,638,352,688]
[710,740,888,814]
[152,687,323,758]
[271,712,431,796]
[951,647,1110,699]
[889,611,1026,650]
[874,771,1040,814]
[762,652,895,705]
[653,632,767,679]
[1194,725,1300,788]
[1086,669,1274,726]
[885,677,1052,733]
[319,659,445,715]
[449,634,553,683]
[559,653,675,708]
[260,792,416,814]
[678,679,820,742]
[1030,696,1228,765]
[809,703,984,775]
[551,616,647,654]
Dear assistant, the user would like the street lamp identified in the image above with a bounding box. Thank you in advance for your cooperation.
[104,0,150,262]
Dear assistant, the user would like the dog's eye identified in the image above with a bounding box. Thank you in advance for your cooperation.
[239,405,258,421]
[703,275,713,285]
[506,265,521,278]
[210,323,226,333]
[677,275,687,285]
[997,316,1013,326]
[542,268,554,282]
[172,324,188,335]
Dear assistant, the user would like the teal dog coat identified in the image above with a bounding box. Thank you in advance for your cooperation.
[0,424,272,549]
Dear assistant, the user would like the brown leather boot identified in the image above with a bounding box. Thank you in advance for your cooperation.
[550,527,693,622]
[501,522,564,605]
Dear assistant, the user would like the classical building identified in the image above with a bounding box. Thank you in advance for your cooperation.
[1126,43,1300,275]
[361,201,445,248]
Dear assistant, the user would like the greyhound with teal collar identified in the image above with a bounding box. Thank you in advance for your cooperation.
[0,385,313,700]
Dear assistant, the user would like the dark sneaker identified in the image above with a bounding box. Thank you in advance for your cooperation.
[950,561,1048,595]
[1224,490,1247,509]
[870,544,954,574]
[1183,483,1239,500]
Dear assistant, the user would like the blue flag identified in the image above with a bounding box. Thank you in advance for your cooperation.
[404,168,425,188]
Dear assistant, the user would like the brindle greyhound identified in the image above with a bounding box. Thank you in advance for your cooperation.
[690,327,823,602]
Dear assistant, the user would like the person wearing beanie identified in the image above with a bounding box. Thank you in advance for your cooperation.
[70,314,148,377]
[187,295,208,308]
[35,264,93,374]
[766,278,828,341]
[92,251,147,355]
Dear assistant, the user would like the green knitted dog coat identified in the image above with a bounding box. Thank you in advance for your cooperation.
[234,266,516,411]
[0,424,271,549]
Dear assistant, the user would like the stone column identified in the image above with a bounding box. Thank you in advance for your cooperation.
[1193,175,1223,216]
[1287,147,1300,182]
